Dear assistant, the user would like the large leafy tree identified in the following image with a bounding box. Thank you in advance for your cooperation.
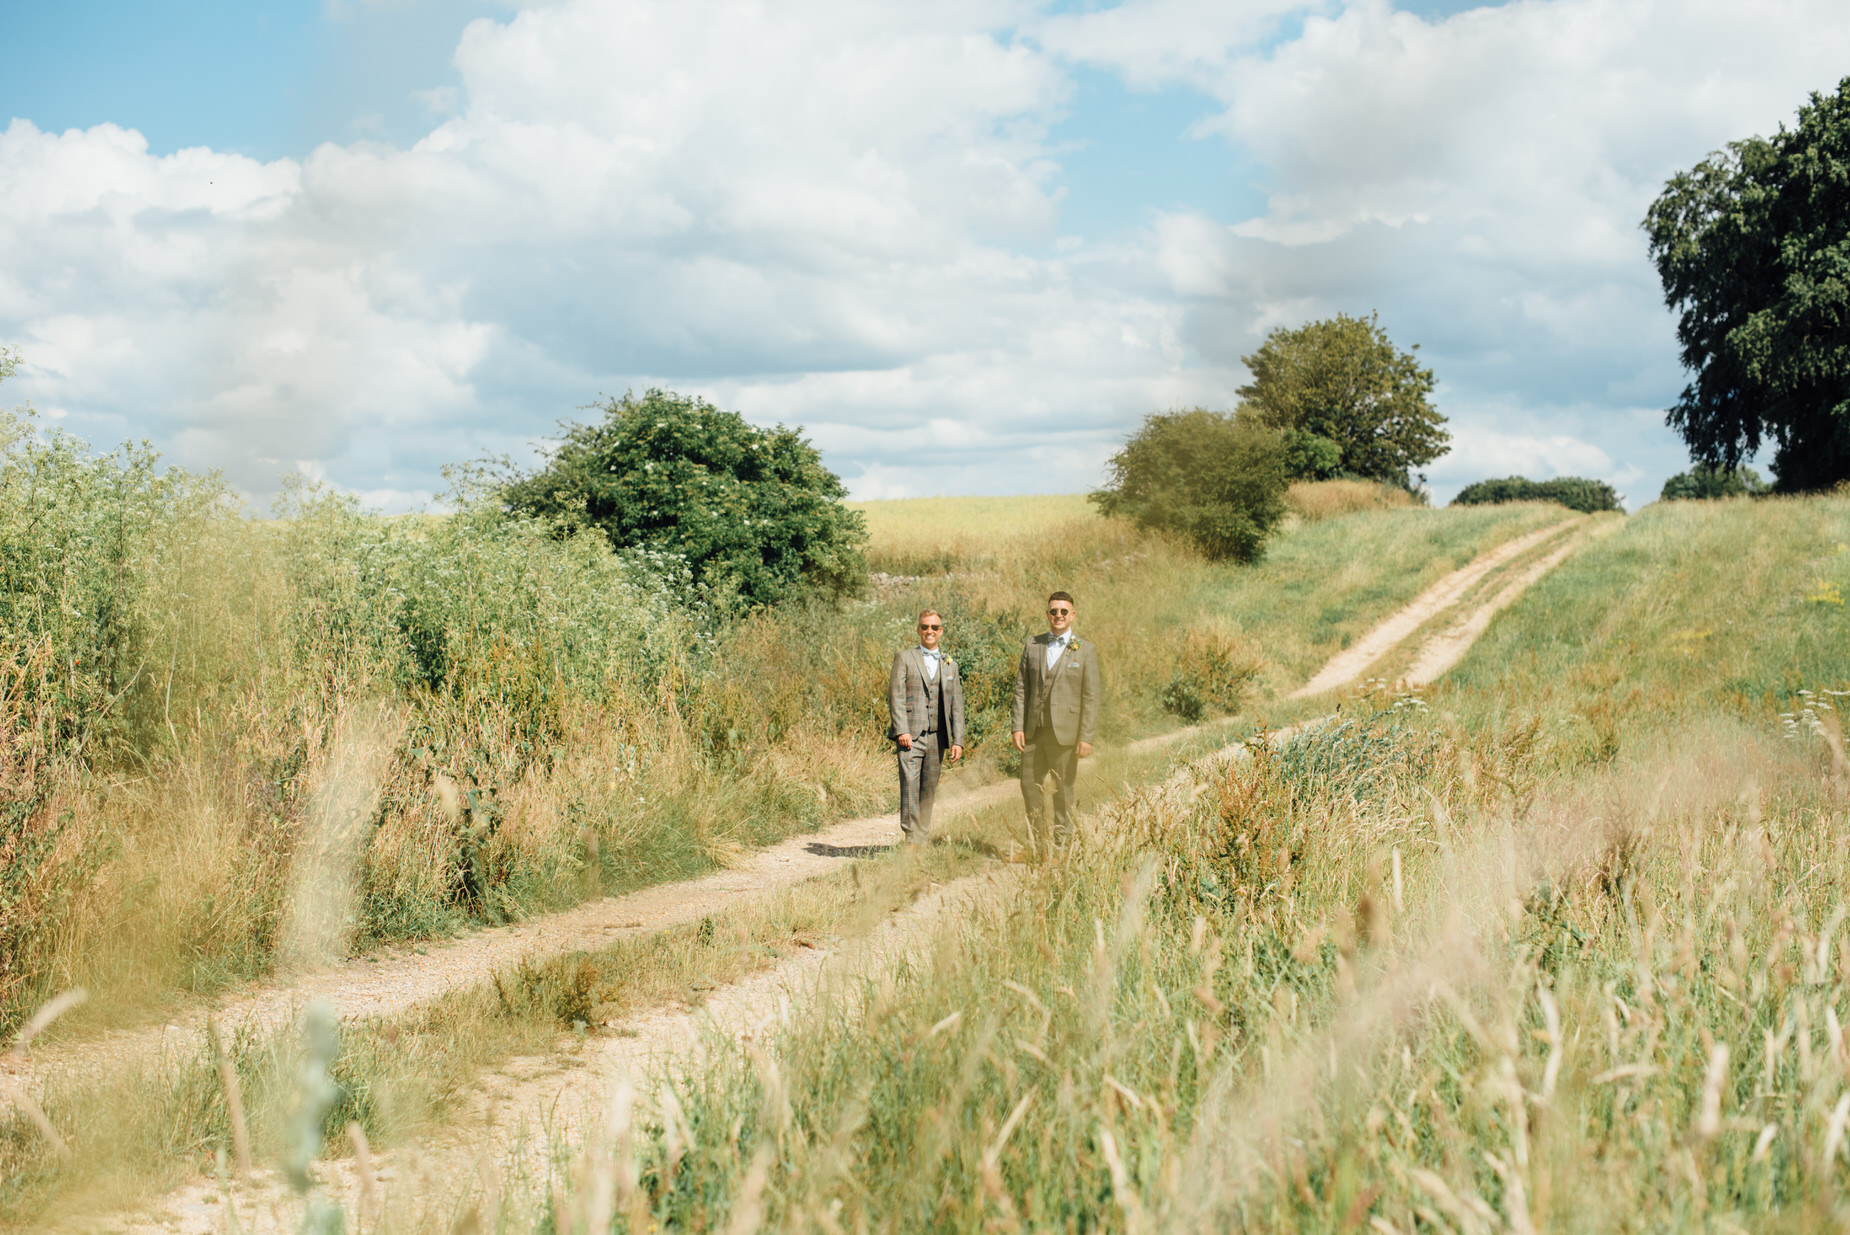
[1237,312,1449,489]
[500,389,866,608]
[1090,410,1289,563]
[1644,78,1850,491]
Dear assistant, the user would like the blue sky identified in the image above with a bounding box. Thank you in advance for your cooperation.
[1,0,1843,508]
[0,1,494,157]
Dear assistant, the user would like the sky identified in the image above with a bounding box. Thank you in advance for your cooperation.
[1,0,1845,510]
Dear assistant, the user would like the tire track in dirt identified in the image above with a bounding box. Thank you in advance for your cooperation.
[103,866,1029,1233]
[4,724,1241,1114]
[3,776,1018,1104]
[1400,517,1615,687]
[1289,517,1581,700]
[110,724,1317,1232]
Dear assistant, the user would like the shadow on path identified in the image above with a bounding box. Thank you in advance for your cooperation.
[804,842,898,859]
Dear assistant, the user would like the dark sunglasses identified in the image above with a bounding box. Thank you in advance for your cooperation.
[919,622,942,631]
[1047,607,1072,616]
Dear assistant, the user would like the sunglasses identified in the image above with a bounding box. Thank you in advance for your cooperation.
[919,623,942,631]
[1047,607,1072,616]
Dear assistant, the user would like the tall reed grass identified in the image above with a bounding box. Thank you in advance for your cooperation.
[483,702,1850,1231]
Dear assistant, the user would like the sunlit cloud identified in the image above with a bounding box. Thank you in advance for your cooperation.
[1,0,1844,510]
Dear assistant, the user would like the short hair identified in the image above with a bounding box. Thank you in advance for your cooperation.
[917,608,944,625]
[1047,591,1075,607]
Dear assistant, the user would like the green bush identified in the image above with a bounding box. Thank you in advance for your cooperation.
[1452,475,1623,514]
[1160,621,1261,723]
[1280,428,1344,481]
[1091,409,1289,562]
[498,389,867,610]
[1660,463,1767,500]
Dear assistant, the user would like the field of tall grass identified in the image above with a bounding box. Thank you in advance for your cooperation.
[437,493,1850,1231]
[0,410,1556,1051]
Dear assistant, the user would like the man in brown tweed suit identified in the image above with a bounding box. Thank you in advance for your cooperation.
[1010,590,1101,852]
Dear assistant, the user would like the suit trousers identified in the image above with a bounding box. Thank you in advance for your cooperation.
[1019,728,1080,846]
[897,731,943,839]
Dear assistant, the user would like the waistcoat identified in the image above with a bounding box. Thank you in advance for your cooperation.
[920,666,943,734]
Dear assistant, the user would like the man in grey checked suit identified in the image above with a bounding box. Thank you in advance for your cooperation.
[888,608,966,843]
[1011,590,1101,851]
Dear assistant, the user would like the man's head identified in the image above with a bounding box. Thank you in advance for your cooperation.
[917,608,944,651]
[1046,591,1075,636]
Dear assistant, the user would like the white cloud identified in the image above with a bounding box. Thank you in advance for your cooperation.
[1,0,1846,511]
[1044,0,1850,501]
[4,2,1166,502]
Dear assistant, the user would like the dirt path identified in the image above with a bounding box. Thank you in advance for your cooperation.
[1400,518,1613,686]
[8,519,1586,1107]
[3,774,1018,1102]
[1289,517,1580,699]
[108,867,1025,1233]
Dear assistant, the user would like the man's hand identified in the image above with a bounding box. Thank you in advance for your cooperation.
[897,732,913,749]
[950,744,964,761]
[1078,741,1093,759]
[1011,730,1026,753]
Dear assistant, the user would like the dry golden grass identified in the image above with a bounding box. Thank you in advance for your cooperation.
[1284,477,1420,520]
[850,493,1095,545]
[234,493,1850,1233]
[849,494,1099,574]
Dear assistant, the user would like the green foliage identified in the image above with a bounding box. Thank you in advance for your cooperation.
[498,389,867,610]
[0,410,232,756]
[274,478,684,706]
[1159,621,1261,724]
[1090,409,1289,562]
[1280,427,1344,482]
[1644,76,1850,491]
[0,406,234,1009]
[1659,462,1767,501]
[1238,312,1449,487]
[1452,475,1622,514]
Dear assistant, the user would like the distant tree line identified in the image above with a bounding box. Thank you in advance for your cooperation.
[1452,476,1622,514]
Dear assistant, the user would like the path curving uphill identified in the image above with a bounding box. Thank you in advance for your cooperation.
[1289,513,1591,699]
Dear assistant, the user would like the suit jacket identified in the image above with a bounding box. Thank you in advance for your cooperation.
[1011,632,1101,747]
[887,648,967,745]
